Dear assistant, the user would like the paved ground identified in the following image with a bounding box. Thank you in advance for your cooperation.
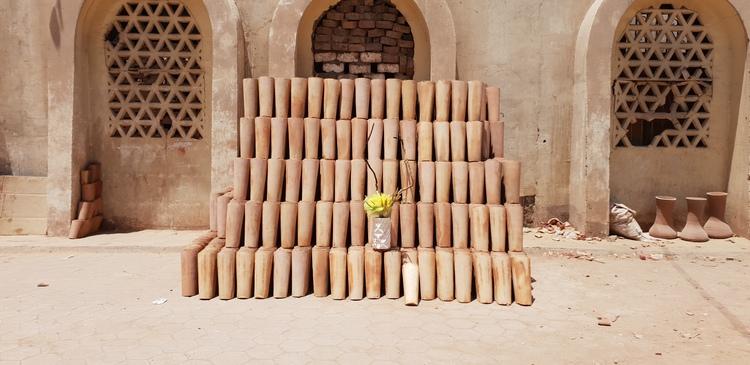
[1,231,749,364]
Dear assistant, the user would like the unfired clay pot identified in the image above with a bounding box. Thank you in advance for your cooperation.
[678,197,709,242]
[648,196,678,239]
[703,192,734,239]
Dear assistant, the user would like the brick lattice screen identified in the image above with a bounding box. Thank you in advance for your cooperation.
[312,0,414,79]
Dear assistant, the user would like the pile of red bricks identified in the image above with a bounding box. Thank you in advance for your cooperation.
[313,0,414,79]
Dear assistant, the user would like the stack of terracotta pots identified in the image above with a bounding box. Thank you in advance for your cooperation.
[649,193,735,242]
[182,77,533,306]
[68,162,104,239]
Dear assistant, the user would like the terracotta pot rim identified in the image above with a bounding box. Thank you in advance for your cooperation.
[686,197,707,201]
[706,192,728,197]
[655,196,676,201]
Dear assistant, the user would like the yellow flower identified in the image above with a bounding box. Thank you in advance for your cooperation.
[363,192,394,218]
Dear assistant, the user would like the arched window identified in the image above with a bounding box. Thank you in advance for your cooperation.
[613,4,713,148]
[104,0,206,139]
[312,0,414,79]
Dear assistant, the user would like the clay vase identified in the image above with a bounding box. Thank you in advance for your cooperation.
[304,118,320,159]
[350,200,367,246]
[383,119,399,160]
[678,197,709,242]
[417,203,434,248]
[258,76,274,117]
[400,160,417,203]
[417,81,435,122]
[367,119,384,160]
[297,201,315,246]
[352,119,368,160]
[417,121,433,162]
[307,77,324,118]
[466,121,483,162]
[285,159,302,202]
[270,117,288,159]
[400,120,417,160]
[291,246,311,297]
[366,159,383,196]
[319,159,335,202]
[290,77,307,118]
[336,119,352,160]
[399,203,417,248]
[468,162,485,204]
[301,159,319,202]
[418,247,436,300]
[323,78,340,120]
[467,80,484,121]
[450,121,466,162]
[312,246,330,297]
[355,78,371,119]
[244,201,262,248]
[332,202,350,248]
[418,162,435,203]
[288,117,304,160]
[365,245,383,298]
[254,117,271,159]
[434,203,452,248]
[350,159,367,201]
[435,247,454,301]
[402,261,420,306]
[242,78,259,119]
[435,80,451,122]
[704,192,734,239]
[451,80,468,122]
[384,250,402,299]
[347,246,365,300]
[452,162,469,204]
[453,248,472,303]
[485,158,503,205]
[320,119,337,160]
[339,79,354,120]
[249,158,267,202]
[382,160,399,195]
[274,78,291,118]
[451,203,469,249]
[486,86,501,122]
[261,201,280,248]
[315,202,333,246]
[648,196,678,239]
[386,79,402,120]
[233,158,250,201]
[402,80,417,120]
[370,79,386,119]
[335,160,351,202]
[239,117,254,159]
[279,202,298,249]
[490,121,505,159]
[502,160,521,204]
[266,158,286,202]
[329,247,348,300]
[273,248,292,298]
[470,204,490,252]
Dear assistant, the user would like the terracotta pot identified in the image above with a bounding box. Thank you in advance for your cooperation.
[451,203,469,249]
[434,202,452,248]
[242,78,259,119]
[383,119,399,160]
[367,119,384,160]
[473,251,493,304]
[490,121,505,159]
[467,80,484,122]
[489,205,507,252]
[284,159,302,203]
[382,159,399,195]
[648,196,678,239]
[390,202,400,246]
[510,252,532,305]
[435,162,452,203]
[182,244,203,296]
[225,199,246,248]
[297,201,316,247]
[288,117,304,160]
[418,247,436,300]
[417,81,435,122]
[435,80,451,122]
[482,121,491,160]
[258,76,274,117]
[399,203,417,248]
[435,247,454,301]
[399,120,417,160]
[347,246,365,300]
[339,78,354,120]
[506,203,524,252]
[236,246,256,299]
[399,160,417,203]
[320,118,337,160]
[336,119,352,160]
[290,77,307,118]
[279,202,298,249]
[81,183,97,202]
[323,78,340,120]
[244,201,262,248]
[470,204,490,252]
[401,247,418,265]
[452,162,469,204]
[453,248,472,303]
[301,159,319,202]
[466,121,483,162]
[239,117,254,159]
[77,201,95,220]
[491,252,511,305]
[384,249,402,299]
[451,80,468,121]
[679,197,709,242]
[198,243,221,299]
[315,202,333,246]
[704,192,734,239]
[319,159,335,202]
[262,201,280,249]
[332,202,350,248]
[484,158,503,204]
[274,78,291,118]
[402,261,420,306]
[304,118,320,159]
[486,86,501,122]
[350,200,367,246]
[469,162,486,204]
[335,160,351,202]
[291,246,311,297]
[253,247,274,299]
[365,245,383,298]
[351,118,368,159]
[366,159,383,196]
[402,80,417,120]
[312,246,330,297]
[216,193,232,238]
[417,121,433,162]
[370,79,386,119]
[218,247,238,300]
[255,116,271,159]
[418,161,435,203]
[371,217,392,250]
[249,158,267,202]
[266,158,286,202]
[417,203,434,248]
[307,77,324,118]
[450,121,467,162]
[209,192,221,231]
[502,160,521,204]
[355,78,371,119]
[433,122,451,162]
[386,79,402,120]
[270,118,288,159]
[350,159,367,201]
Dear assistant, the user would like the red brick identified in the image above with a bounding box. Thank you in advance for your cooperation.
[380,37,398,46]
[365,73,386,79]
[356,5,372,12]
[349,63,372,74]
[361,12,376,20]
[367,29,385,37]
[321,19,338,27]
[376,20,394,29]
[380,13,397,22]
[332,34,348,43]
[349,36,365,44]
[332,43,349,51]
[397,16,407,25]
[383,46,399,54]
[342,20,357,29]
[348,44,366,52]
[363,0,374,5]
[393,24,410,33]
[365,43,383,52]
[314,42,332,51]
[317,26,333,35]
[399,40,414,48]
[400,47,414,56]
[333,27,349,36]
[386,30,402,39]
[337,52,359,63]
[326,11,344,21]
[345,12,361,21]
[314,52,337,62]
[351,28,367,37]
[359,20,376,29]
[377,63,400,73]
[336,4,354,12]
[360,52,382,63]
[315,34,332,42]
[382,53,399,63]
[323,62,345,73]
[373,5,386,12]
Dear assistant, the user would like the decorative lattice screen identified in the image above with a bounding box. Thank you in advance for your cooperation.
[613,4,713,148]
[104,0,205,139]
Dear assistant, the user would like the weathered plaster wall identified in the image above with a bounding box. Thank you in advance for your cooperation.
[0,1,53,176]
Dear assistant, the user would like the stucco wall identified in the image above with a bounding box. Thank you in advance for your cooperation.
[0,0,52,176]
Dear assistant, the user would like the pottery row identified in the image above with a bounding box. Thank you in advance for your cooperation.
[648,193,734,242]
[68,162,104,239]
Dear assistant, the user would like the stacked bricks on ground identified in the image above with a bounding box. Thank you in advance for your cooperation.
[68,162,104,239]
[181,75,533,306]
[313,0,414,80]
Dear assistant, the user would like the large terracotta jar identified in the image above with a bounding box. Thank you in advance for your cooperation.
[704,192,734,239]
[648,196,678,239]
[678,197,709,242]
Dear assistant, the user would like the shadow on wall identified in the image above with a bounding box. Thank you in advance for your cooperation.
[49,0,62,49]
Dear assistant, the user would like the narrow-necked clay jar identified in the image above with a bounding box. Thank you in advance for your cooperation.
[678,197,709,242]
[648,196,678,239]
[704,192,734,239]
